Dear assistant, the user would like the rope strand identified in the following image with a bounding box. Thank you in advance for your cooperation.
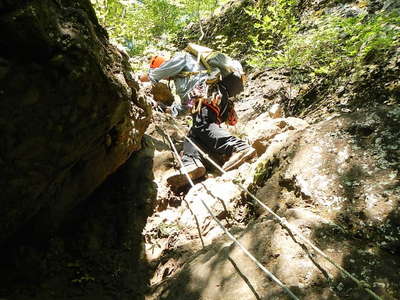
[162,123,300,300]
[155,108,383,300]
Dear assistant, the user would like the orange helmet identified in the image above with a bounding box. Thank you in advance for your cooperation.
[150,55,166,69]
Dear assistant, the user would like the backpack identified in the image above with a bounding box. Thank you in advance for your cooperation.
[183,43,245,98]
[151,82,174,106]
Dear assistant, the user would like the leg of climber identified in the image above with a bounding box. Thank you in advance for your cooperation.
[166,134,206,190]
[192,120,256,171]
[222,146,256,171]
[167,95,256,190]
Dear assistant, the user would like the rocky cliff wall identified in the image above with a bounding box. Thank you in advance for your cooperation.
[0,0,151,243]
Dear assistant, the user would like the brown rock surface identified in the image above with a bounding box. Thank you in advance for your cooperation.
[151,82,175,106]
[146,106,400,300]
[0,0,151,242]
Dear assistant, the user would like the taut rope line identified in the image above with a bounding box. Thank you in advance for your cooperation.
[155,108,383,300]
[162,122,300,300]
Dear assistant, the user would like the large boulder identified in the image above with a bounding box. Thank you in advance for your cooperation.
[0,0,151,243]
[254,106,400,230]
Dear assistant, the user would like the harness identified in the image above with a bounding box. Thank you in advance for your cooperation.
[174,47,242,125]
[189,88,239,126]
[191,91,222,123]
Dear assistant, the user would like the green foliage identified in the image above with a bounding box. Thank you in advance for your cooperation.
[158,222,183,237]
[67,261,96,285]
[71,274,96,284]
[247,0,400,77]
[91,0,181,55]
[91,0,224,56]
[212,35,247,57]
[273,11,400,77]
[245,0,300,67]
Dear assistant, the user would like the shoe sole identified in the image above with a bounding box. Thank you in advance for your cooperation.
[224,148,256,171]
[167,166,206,189]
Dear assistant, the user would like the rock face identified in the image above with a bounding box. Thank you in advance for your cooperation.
[0,0,151,243]
[254,106,400,250]
[148,106,400,300]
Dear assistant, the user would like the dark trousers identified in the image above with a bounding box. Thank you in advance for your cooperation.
[182,105,249,167]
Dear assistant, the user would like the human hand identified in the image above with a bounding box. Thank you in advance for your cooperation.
[139,73,150,82]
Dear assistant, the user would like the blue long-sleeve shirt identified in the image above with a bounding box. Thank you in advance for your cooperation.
[149,52,209,116]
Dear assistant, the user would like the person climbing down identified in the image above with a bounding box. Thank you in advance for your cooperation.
[140,53,206,117]
[140,48,256,190]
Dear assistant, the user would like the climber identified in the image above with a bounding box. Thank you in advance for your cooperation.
[140,53,204,117]
[140,51,256,190]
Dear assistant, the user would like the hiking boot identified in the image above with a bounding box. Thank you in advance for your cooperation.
[223,147,257,171]
[167,164,206,190]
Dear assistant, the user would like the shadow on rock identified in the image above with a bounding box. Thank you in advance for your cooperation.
[0,136,158,300]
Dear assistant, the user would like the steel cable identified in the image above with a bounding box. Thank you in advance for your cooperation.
[161,123,300,300]
[154,107,383,300]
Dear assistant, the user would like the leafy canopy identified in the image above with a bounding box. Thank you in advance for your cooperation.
[91,0,224,56]
[92,0,400,79]
[273,11,400,77]
[246,0,400,78]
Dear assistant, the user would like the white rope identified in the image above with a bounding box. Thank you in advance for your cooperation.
[156,109,383,300]
[161,122,300,300]
[197,0,205,41]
